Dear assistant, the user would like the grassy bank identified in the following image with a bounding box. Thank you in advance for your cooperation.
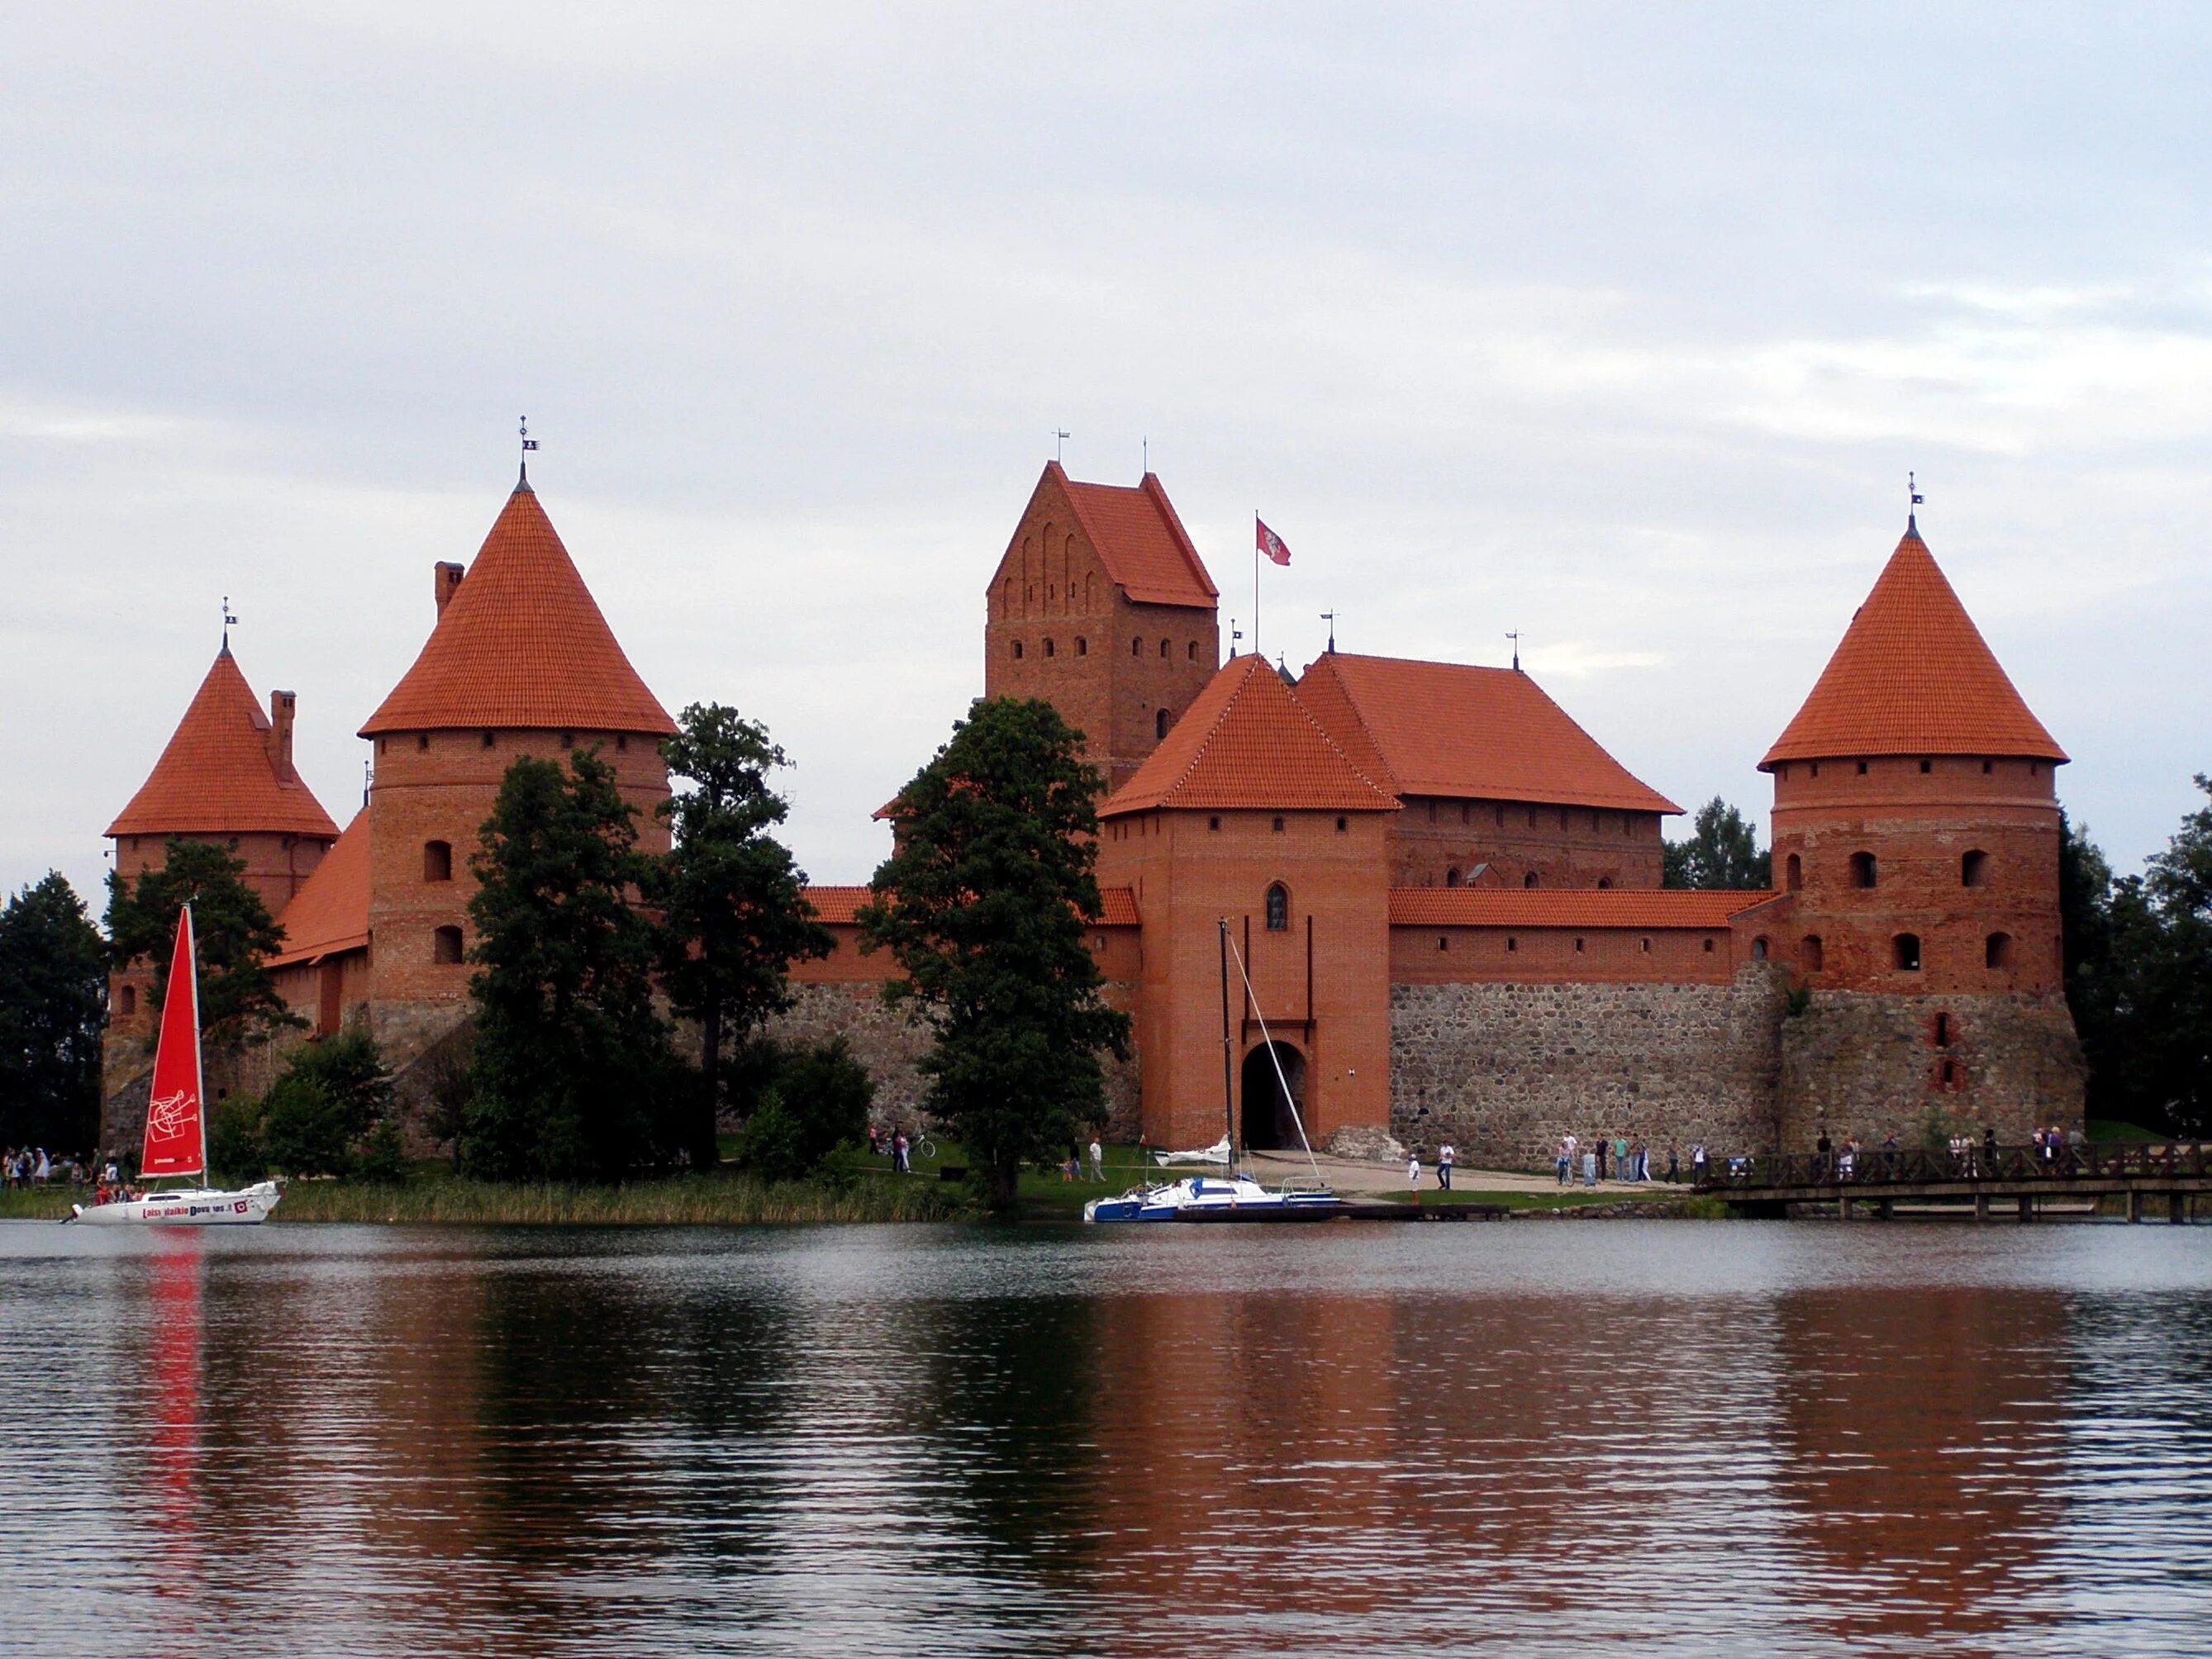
[3,1172,972,1225]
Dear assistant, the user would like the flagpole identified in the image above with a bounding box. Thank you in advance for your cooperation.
[1253,511,1261,659]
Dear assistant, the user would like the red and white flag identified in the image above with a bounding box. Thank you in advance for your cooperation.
[1256,517,1291,566]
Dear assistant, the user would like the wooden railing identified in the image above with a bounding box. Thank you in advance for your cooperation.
[1695,1143,2212,1191]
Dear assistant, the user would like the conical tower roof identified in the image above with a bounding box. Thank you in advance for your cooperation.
[360,484,676,737]
[107,648,339,839]
[1762,520,2066,769]
[1101,654,1397,815]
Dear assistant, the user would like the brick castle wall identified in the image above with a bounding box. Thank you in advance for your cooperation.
[1387,796,1665,891]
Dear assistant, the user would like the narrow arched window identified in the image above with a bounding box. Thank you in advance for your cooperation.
[1159,638,1171,658]
[1044,638,1055,658]
[1076,637,1087,656]
[1132,638,1143,656]
[1011,639,1024,659]
[1265,883,1289,931]
[1986,932,2013,969]
[433,925,464,964]
[119,984,136,1016]
[1962,850,1988,887]
[1786,853,1802,891]
[1802,934,1824,972]
[1187,641,1198,661]
[1156,708,1170,740]
[1893,933,1922,972]
[1752,936,1770,961]
[424,840,453,882]
[1446,867,1461,887]
[1851,851,1877,889]
[1523,871,1539,889]
[1596,877,1613,890]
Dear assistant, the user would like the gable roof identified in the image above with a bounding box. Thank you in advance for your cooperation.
[1039,462,1218,610]
[107,648,340,839]
[1296,652,1682,815]
[1101,654,1397,816]
[268,811,370,967]
[360,484,676,737]
[1763,521,2066,768]
[1389,887,1770,929]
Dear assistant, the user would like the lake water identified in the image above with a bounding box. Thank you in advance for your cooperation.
[6,1219,2212,1657]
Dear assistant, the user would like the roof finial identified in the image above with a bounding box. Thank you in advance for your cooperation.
[1506,630,1521,673]
[1229,616,1242,658]
[221,595,237,654]
[1141,435,1148,475]
[519,416,538,490]
[1907,468,1924,534]
[1321,610,1337,654]
[1054,428,1070,464]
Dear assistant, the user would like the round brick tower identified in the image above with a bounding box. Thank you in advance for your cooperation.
[104,642,339,1112]
[355,473,677,1058]
[1760,513,2082,1139]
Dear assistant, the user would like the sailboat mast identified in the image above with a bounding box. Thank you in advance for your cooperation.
[184,903,205,1183]
[1219,918,1236,1168]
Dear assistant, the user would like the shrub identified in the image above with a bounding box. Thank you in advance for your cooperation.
[208,1094,265,1181]
[730,1038,875,1183]
[354,1119,408,1185]
[254,1032,397,1177]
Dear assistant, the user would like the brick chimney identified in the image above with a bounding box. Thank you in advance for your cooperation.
[434,561,465,616]
[266,690,297,782]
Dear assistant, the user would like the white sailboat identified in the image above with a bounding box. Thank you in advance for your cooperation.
[1088,920,1338,1223]
[72,905,281,1227]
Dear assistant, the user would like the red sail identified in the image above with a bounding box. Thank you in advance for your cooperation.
[142,906,207,1182]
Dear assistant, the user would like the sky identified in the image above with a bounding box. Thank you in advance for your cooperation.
[5,2,2209,916]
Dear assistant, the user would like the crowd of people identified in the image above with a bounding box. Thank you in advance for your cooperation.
[1548,1133,1695,1188]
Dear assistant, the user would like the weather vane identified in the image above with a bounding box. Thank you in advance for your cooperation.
[1320,610,1337,654]
[1506,630,1521,673]
[1909,469,1924,521]
[520,415,538,485]
[1229,617,1243,658]
[1054,428,1070,463]
[221,595,237,651]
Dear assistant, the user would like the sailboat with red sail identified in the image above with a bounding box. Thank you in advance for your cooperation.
[73,906,282,1226]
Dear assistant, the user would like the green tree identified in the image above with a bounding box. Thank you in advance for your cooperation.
[859,697,1130,1212]
[732,1036,874,1183]
[1663,796,1772,889]
[258,1032,396,1177]
[650,703,835,1170]
[103,838,298,1048]
[462,749,678,1181]
[0,872,108,1150]
[2137,776,2212,1132]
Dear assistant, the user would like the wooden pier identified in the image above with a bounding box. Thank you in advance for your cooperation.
[1697,1142,2212,1221]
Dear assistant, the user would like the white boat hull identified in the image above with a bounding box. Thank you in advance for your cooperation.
[1087,1172,1339,1223]
[72,1181,281,1226]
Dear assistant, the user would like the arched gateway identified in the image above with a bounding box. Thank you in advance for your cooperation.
[1240,1042,1307,1152]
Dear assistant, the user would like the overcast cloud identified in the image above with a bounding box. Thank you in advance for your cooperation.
[4,2,2208,913]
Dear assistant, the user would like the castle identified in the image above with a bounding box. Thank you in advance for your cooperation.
[102,459,2085,1163]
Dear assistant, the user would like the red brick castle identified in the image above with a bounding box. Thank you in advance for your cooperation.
[103,467,2083,1162]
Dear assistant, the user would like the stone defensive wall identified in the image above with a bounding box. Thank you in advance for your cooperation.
[1390,966,1793,1171]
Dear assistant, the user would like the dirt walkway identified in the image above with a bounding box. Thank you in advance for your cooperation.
[1217,1148,1678,1199]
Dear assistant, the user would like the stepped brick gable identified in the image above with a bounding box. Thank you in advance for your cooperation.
[985,463,1220,792]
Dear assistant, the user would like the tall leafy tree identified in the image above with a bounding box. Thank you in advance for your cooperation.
[2137,776,2212,1132]
[463,749,676,1181]
[650,703,834,1170]
[0,872,107,1150]
[1663,796,1772,889]
[103,838,297,1048]
[859,697,1130,1212]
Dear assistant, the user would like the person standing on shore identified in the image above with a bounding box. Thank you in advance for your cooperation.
[1582,1148,1597,1187]
[1407,1151,1422,1193]
[1666,1141,1680,1183]
[1088,1138,1104,1181]
[1556,1137,1571,1186]
[893,1130,910,1175]
[1596,1138,1607,1181]
[1437,1143,1454,1191]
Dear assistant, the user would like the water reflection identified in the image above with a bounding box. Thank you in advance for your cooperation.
[7,1224,2212,1657]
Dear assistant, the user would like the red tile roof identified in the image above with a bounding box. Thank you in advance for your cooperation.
[801,884,1139,926]
[1101,654,1398,816]
[1049,463,1219,611]
[1389,887,1772,929]
[361,485,676,737]
[1296,652,1682,815]
[269,811,370,967]
[107,649,340,839]
[1762,521,2066,768]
